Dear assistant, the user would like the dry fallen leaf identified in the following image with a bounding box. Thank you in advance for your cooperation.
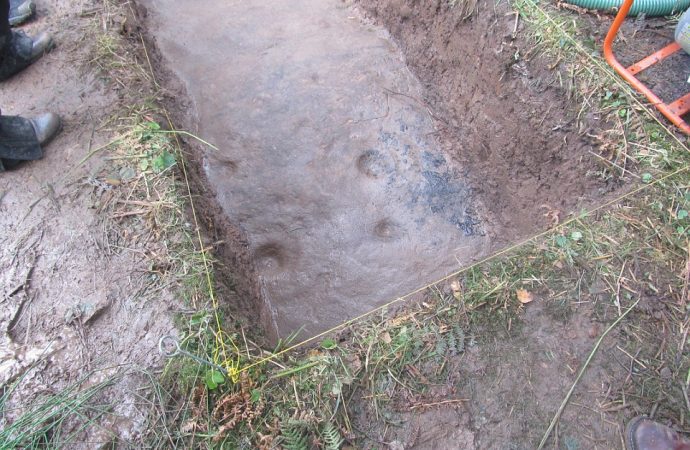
[344,354,362,374]
[381,331,392,344]
[541,204,560,228]
[450,280,462,300]
[388,313,413,327]
[516,288,534,304]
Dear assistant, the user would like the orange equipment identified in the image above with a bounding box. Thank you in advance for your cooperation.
[603,0,690,134]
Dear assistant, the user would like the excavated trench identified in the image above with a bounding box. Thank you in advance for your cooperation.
[139,0,604,342]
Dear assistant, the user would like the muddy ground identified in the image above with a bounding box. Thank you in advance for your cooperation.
[145,0,688,448]
[0,0,180,445]
[1,0,688,448]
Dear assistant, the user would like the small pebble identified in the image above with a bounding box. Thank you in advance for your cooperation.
[660,367,672,379]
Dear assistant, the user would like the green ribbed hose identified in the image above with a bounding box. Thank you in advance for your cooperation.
[564,0,690,16]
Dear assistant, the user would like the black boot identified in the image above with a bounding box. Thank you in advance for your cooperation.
[0,29,53,80]
[0,112,61,171]
[9,0,34,26]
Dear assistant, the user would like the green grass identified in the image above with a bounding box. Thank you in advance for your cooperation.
[0,370,117,448]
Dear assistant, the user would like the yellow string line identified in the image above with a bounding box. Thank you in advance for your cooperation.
[138,32,241,382]
[241,163,689,373]
[133,6,689,378]
[163,101,241,382]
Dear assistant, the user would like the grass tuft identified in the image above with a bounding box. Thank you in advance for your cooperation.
[0,370,117,448]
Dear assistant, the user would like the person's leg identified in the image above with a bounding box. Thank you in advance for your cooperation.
[1,0,10,51]
[0,0,59,171]
[0,0,10,37]
[0,0,52,81]
[0,114,41,171]
[0,112,61,171]
[0,31,52,80]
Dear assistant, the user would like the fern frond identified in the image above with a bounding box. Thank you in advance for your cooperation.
[321,421,344,450]
[280,420,309,450]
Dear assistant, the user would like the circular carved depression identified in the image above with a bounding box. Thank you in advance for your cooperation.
[254,243,288,274]
[356,149,393,179]
[373,218,400,241]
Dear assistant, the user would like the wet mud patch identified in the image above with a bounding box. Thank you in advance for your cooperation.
[138,0,606,342]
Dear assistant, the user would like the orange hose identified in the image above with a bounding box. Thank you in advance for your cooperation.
[603,0,690,135]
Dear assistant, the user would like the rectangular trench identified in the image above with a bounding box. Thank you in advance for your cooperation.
[139,0,601,342]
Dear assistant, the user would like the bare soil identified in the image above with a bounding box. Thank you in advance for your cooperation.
[349,296,627,449]
[137,0,632,448]
[131,0,636,447]
[611,14,689,103]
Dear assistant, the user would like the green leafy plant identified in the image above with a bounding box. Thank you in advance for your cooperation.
[320,421,344,450]
[320,338,337,350]
[279,420,310,450]
[204,369,225,390]
[135,121,177,173]
[151,150,176,172]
